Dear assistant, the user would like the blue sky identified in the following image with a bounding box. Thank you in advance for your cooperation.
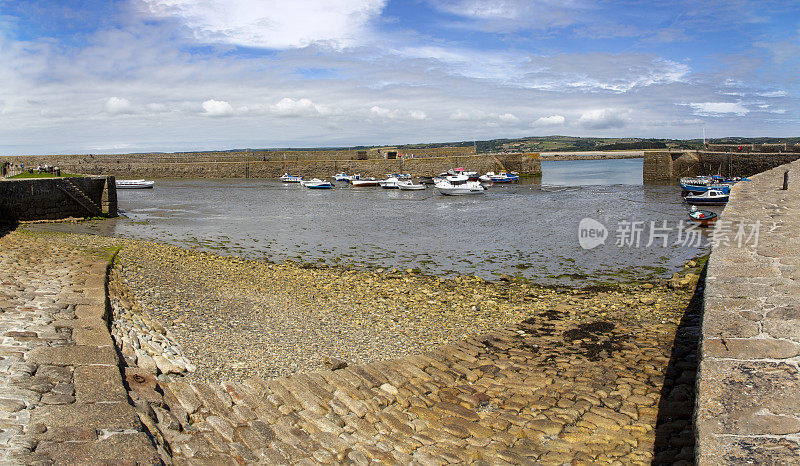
[0,0,798,154]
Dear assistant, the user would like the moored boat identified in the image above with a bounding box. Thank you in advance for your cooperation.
[478,172,519,183]
[300,178,333,189]
[350,177,379,187]
[280,173,303,183]
[684,189,728,206]
[378,176,402,189]
[397,180,426,190]
[688,206,718,227]
[115,179,154,189]
[333,172,350,182]
[435,175,485,195]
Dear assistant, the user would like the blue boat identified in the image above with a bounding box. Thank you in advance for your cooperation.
[680,183,731,195]
[479,172,520,183]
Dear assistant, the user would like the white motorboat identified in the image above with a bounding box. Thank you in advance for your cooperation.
[435,175,485,195]
[334,172,350,182]
[280,173,303,183]
[115,179,154,189]
[684,189,729,206]
[397,180,426,190]
[378,176,402,189]
[300,178,333,189]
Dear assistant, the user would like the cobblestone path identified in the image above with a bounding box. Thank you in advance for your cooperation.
[0,231,158,463]
[130,306,697,465]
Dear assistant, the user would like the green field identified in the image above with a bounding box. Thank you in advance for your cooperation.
[7,172,80,179]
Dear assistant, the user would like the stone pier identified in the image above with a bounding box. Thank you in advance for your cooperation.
[697,159,800,462]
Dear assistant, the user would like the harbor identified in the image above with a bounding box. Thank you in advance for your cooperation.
[2,0,798,462]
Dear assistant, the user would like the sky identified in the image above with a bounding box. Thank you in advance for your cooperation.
[0,0,798,155]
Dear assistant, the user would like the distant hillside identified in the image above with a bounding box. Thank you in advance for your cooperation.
[136,136,800,156]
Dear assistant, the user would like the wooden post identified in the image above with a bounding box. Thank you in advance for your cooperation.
[783,170,789,190]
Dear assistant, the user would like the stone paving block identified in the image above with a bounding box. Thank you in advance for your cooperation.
[698,354,800,437]
[35,432,159,464]
[31,402,142,431]
[28,345,118,366]
[74,303,107,320]
[72,324,115,347]
[74,365,128,403]
[699,436,800,464]
[703,337,800,359]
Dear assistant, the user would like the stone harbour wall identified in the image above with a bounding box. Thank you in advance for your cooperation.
[644,150,800,183]
[4,154,541,180]
[0,176,117,221]
[696,158,800,462]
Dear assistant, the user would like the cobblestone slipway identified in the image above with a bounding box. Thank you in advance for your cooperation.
[0,230,158,463]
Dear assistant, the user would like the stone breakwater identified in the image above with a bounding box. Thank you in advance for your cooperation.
[697,159,800,462]
[0,230,158,463]
[108,236,705,463]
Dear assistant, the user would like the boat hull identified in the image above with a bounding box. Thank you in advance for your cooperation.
[351,180,379,187]
[397,183,426,190]
[689,210,718,227]
[436,187,485,195]
[116,180,154,189]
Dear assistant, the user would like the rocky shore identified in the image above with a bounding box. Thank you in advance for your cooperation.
[109,240,699,384]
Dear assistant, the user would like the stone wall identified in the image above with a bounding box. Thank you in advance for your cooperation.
[696,159,800,462]
[3,146,476,166]
[3,154,541,179]
[643,150,800,183]
[0,176,117,221]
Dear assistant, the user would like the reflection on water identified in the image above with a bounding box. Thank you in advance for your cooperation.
[39,159,710,285]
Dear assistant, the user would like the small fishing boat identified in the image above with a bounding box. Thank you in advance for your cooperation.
[688,206,717,227]
[684,189,728,206]
[351,177,379,187]
[435,175,485,195]
[397,180,426,190]
[479,172,519,183]
[333,173,350,182]
[115,179,154,189]
[300,178,333,189]
[378,176,402,189]
[280,173,303,183]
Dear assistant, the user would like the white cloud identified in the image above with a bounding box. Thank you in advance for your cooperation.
[687,102,749,117]
[578,108,630,129]
[426,0,587,31]
[449,109,481,121]
[449,109,518,124]
[202,99,235,117]
[757,90,787,97]
[408,110,428,120]
[370,106,427,120]
[532,115,565,127]
[270,98,329,117]
[105,97,133,115]
[498,113,519,123]
[141,0,387,49]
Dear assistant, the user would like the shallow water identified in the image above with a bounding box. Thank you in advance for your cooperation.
[40,159,715,285]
